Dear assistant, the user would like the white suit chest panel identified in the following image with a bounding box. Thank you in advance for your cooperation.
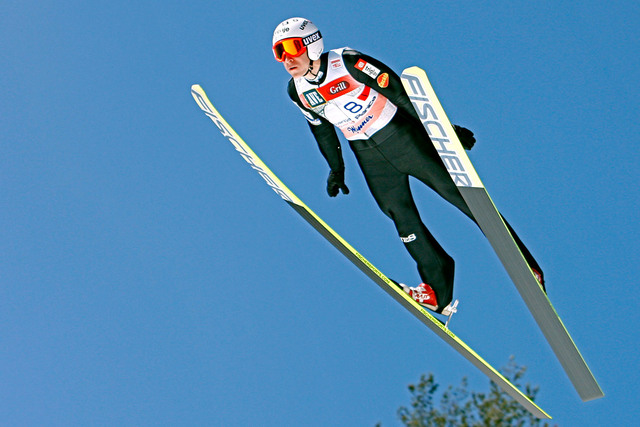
[294,48,397,140]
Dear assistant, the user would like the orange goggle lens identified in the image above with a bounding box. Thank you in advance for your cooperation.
[273,38,306,62]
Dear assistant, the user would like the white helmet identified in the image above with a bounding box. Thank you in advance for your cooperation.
[272,17,323,61]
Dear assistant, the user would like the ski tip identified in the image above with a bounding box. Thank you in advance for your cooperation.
[402,65,422,74]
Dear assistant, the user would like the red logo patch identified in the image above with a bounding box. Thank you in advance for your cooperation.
[377,73,389,88]
[328,80,350,95]
[317,76,357,100]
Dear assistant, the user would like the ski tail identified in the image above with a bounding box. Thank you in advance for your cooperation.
[400,67,603,402]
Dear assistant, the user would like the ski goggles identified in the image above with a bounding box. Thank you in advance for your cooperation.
[272,37,307,62]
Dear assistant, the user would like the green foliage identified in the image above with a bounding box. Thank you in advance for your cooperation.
[394,357,555,427]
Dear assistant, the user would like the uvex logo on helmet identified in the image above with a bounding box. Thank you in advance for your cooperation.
[302,31,321,46]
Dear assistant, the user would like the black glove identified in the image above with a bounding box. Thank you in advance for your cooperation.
[453,125,476,150]
[326,169,349,197]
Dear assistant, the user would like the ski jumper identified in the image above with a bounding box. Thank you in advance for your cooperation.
[287,48,543,310]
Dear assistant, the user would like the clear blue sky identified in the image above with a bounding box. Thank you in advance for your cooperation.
[2,1,639,425]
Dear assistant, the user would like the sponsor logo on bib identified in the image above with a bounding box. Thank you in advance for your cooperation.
[328,80,350,95]
[303,89,326,107]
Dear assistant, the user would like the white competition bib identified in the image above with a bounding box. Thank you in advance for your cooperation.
[294,48,397,141]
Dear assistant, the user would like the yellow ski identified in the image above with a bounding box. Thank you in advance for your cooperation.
[191,83,550,419]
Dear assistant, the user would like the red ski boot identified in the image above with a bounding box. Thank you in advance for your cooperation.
[401,283,438,311]
[401,283,457,316]
[398,283,458,320]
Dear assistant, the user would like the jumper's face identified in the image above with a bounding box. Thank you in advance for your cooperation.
[283,51,310,79]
